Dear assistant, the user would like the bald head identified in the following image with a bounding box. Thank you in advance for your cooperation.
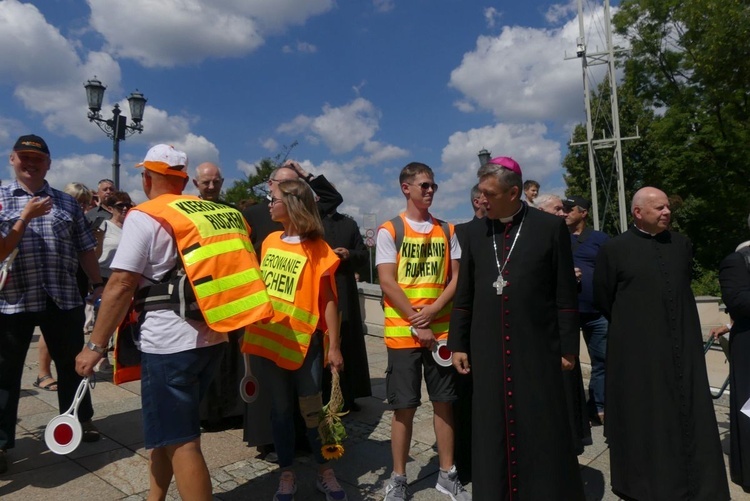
[631,187,671,234]
[193,162,224,201]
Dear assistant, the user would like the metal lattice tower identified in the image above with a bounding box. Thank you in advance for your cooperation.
[567,0,639,232]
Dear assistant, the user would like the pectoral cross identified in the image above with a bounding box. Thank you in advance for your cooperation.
[493,277,507,295]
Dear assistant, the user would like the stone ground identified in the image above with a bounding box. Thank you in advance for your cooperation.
[0,332,745,500]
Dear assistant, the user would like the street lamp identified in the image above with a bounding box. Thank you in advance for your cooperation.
[477,148,492,166]
[84,78,147,188]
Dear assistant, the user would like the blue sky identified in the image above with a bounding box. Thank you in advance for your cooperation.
[0,0,616,227]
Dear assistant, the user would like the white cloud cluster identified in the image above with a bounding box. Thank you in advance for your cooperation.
[87,0,333,67]
[449,6,610,125]
[276,98,408,163]
[0,0,219,188]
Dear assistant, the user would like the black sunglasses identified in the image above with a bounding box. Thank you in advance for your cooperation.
[410,182,439,192]
[114,203,132,210]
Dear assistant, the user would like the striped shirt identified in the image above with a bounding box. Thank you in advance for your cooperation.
[0,180,96,313]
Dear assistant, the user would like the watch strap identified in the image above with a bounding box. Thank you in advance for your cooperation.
[86,341,106,355]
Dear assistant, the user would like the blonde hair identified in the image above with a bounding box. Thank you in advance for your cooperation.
[278,179,323,240]
[63,182,93,205]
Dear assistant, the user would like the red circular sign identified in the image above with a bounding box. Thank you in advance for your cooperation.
[53,423,74,445]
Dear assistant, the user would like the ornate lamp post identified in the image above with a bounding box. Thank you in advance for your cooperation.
[477,148,492,166]
[84,78,147,188]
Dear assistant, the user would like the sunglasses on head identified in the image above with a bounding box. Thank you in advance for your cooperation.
[410,182,439,192]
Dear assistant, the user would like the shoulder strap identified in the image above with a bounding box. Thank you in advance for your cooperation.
[389,215,405,251]
[391,215,451,250]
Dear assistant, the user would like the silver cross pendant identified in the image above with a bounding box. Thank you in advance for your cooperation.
[493,277,507,295]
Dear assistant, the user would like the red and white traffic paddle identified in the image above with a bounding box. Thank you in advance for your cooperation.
[45,377,92,455]
[432,338,453,367]
[411,327,453,367]
[239,353,259,403]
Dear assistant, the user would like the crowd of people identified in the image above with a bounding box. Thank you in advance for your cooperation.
[0,133,741,501]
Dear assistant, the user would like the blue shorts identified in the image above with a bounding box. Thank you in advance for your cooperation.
[140,343,225,449]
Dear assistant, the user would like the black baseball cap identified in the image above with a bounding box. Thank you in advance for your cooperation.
[13,134,50,156]
[562,196,591,211]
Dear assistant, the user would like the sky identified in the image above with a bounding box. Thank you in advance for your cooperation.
[0,0,618,229]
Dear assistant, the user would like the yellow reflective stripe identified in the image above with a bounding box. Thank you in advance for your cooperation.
[182,238,252,267]
[203,289,272,324]
[193,268,262,299]
[383,304,451,319]
[245,331,304,365]
[403,287,442,299]
[383,307,401,319]
[384,326,414,338]
[270,299,318,327]
[431,321,450,334]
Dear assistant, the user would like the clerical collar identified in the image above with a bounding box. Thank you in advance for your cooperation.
[634,225,659,237]
[498,203,525,223]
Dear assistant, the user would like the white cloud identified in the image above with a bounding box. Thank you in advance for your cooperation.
[545,1,577,24]
[261,138,279,151]
[484,7,501,28]
[87,0,333,68]
[449,6,613,125]
[277,98,402,156]
[424,122,563,221]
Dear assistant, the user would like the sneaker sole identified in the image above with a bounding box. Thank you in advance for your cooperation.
[435,483,462,501]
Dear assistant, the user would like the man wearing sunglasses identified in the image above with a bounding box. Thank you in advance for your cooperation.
[377,162,469,500]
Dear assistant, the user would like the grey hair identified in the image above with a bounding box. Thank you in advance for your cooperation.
[477,163,522,192]
[534,193,561,211]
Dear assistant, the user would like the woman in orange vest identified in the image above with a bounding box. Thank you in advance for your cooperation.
[243,179,347,501]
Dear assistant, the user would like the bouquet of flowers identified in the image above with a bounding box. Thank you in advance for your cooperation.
[318,370,348,460]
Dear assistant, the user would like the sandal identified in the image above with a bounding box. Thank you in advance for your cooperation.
[33,375,58,391]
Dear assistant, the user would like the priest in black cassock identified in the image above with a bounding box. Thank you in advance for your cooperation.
[322,211,372,410]
[448,157,585,500]
[593,187,729,501]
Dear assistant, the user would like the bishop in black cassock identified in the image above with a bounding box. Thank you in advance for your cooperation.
[593,187,729,500]
[448,157,584,500]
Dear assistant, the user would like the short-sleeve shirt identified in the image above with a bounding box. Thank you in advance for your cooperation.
[375,216,461,266]
[0,180,95,313]
[111,209,225,354]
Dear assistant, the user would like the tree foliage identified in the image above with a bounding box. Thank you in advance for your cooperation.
[222,141,298,207]
[563,0,750,282]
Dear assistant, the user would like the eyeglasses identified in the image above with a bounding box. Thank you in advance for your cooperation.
[267,195,284,206]
[114,203,132,211]
[410,182,439,192]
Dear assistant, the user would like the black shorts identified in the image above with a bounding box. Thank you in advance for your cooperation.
[385,347,457,409]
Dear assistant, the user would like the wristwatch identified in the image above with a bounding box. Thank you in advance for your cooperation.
[304,173,314,182]
[86,341,107,355]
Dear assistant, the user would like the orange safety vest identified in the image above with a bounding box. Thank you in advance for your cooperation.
[380,213,453,349]
[242,233,339,370]
[133,194,273,332]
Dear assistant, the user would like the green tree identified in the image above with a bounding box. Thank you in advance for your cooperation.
[612,0,750,270]
[223,141,298,207]
[563,0,750,284]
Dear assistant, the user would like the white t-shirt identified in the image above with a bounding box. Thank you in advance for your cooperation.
[375,215,461,265]
[111,210,225,354]
[98,219,122,278]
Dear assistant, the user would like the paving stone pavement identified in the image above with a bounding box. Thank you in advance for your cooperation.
[0,332,744,500]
